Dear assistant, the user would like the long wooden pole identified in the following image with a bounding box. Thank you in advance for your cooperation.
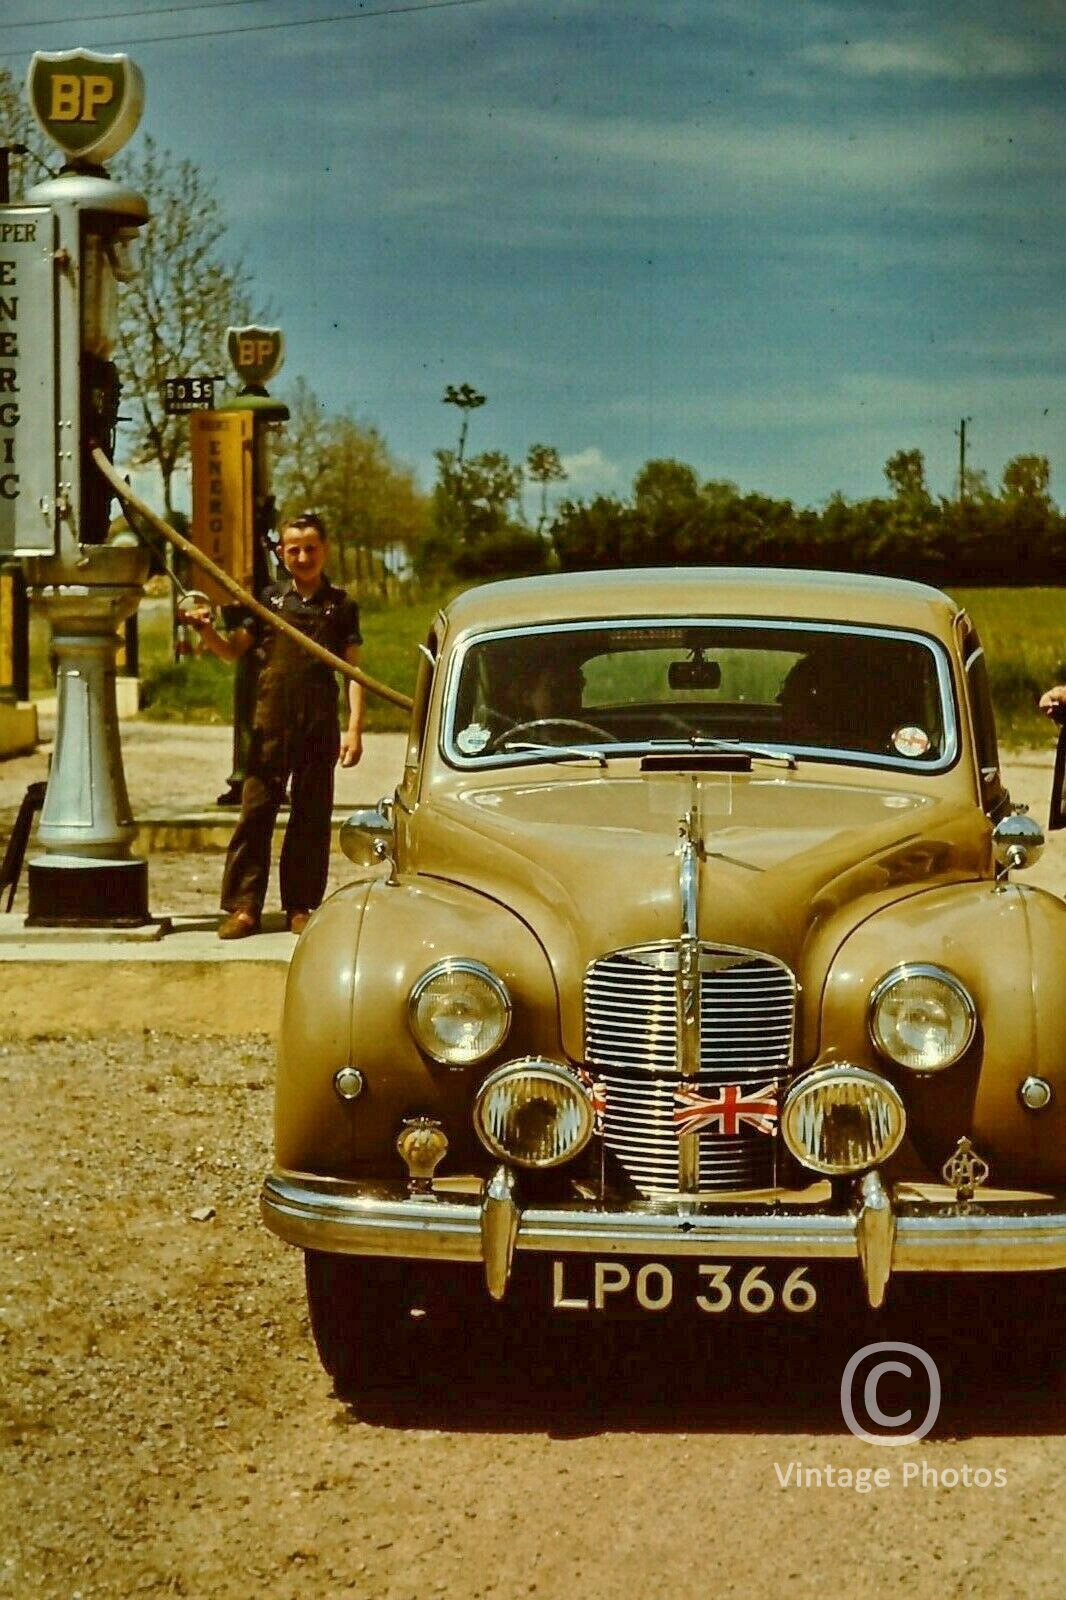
[92,448,414,711]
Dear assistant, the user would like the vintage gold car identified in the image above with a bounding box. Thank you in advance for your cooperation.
[261,566,1066,1383]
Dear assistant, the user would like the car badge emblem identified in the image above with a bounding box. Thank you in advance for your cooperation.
[941,1136,989,1202]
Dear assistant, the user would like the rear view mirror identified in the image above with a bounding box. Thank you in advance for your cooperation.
[668,657,721,691]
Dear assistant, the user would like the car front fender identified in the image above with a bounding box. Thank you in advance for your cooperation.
[276,876,562,1179]
[818,881,1066,1185]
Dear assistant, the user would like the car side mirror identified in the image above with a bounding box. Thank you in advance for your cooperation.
[992,808,1045,874]
[340,798,394,866]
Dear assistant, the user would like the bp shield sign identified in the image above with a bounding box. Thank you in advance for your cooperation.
[226,327,285,389]
[27,50,144,165]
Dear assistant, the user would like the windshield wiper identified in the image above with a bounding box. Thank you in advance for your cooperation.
[496,740,609,768]
[644,736,797,770]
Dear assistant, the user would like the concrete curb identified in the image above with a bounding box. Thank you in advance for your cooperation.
[0,913,293,1035]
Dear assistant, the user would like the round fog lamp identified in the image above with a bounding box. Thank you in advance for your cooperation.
[782,1065,905,1176]
[869,964,975,1073]
[474,1059,594,1169]
[408,959,511,1066]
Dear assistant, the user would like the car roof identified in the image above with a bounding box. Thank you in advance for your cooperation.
[440,567,961,639]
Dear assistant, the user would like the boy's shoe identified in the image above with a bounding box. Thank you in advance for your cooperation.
[287,910,311,935]
[218,910,259,940]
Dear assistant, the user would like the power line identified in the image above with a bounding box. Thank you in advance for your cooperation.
[0,0,491,60]
[0,0,271,33]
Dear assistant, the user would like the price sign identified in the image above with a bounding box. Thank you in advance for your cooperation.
[163,376,217,415]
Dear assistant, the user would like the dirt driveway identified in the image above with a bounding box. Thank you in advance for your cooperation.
[2,726,1066,1598]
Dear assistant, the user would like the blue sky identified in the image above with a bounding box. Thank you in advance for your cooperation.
[6,0,1066,512]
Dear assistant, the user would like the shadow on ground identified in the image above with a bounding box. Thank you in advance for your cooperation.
[330,1274,1066,1443]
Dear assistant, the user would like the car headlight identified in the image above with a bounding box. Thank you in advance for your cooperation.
[408,959,511,1066]
[782,1065,905,1176]
[869,964,976,1072]
[474,1059,594,1169]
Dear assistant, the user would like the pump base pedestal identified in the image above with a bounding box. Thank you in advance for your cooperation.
[26,856,150,928]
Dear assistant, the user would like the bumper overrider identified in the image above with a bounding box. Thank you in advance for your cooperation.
[261,1166,1066,1310]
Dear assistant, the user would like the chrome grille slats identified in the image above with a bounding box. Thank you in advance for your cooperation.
[584,942,796,1196]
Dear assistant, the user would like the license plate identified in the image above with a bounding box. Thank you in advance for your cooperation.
[549,1258,818,1315]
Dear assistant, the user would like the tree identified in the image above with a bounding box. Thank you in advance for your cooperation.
[0,67,54,194]
[273,379,431,590]
[112,136,259,518]
[884,448,930,505]
[525,444,567,532]
[700,478,741,508]
[1001,454,1051,504]
[271,376,332,512]
[959,466,993,503]
[433,446,523,548]
[633,458,700,516]
[441,383,486,465]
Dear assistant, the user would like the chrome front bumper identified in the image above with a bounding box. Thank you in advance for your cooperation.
[261,1166,1066,1309]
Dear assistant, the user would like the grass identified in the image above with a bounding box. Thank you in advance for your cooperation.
[952,587,1063,748]
[25,579,1066,749]
[137,588,443,732]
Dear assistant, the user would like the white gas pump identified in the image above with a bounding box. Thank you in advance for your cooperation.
[11,50,153,926]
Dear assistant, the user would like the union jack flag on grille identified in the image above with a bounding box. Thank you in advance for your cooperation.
[673,1081,778,1138]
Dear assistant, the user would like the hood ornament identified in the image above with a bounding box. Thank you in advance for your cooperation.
[942,1136,989,1203]
[676,779,705,943]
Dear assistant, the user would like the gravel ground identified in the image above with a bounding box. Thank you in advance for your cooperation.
[5,1032,1066,1600]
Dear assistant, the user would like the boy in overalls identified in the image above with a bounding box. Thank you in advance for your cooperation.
[185,512,364,937]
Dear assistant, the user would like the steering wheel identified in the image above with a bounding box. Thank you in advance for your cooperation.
[486,716,619,752]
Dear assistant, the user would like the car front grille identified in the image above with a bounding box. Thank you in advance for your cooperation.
[584,944,796,1195]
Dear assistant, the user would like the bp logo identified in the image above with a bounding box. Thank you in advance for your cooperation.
[226,327,286,388]
[27,50,144,164]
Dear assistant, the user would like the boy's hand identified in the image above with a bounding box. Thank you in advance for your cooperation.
[178,603,212,632]
[340,729,363,767]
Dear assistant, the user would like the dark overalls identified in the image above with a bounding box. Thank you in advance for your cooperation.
[220,579,362,921]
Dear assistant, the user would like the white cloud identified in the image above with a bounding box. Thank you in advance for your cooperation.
[801,34,1047,81]
[448,101,1059,205]
[559,447,623,494]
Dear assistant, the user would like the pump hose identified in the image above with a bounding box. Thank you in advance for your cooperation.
[92,447,414,710]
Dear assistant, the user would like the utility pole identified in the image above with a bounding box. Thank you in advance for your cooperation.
[956,416,972,504]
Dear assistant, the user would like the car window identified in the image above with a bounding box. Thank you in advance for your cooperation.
[446,619,954,770]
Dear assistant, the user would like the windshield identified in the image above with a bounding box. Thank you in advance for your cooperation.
[445,619,955,770]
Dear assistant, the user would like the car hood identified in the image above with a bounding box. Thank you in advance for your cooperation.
[410,769,989,987]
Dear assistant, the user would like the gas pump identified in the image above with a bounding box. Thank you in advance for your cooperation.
[9,50,153,925]
[196,326,288,805]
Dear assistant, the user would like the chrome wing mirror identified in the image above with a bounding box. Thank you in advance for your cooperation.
[340,797,395,867]
[992,806,1045,877]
